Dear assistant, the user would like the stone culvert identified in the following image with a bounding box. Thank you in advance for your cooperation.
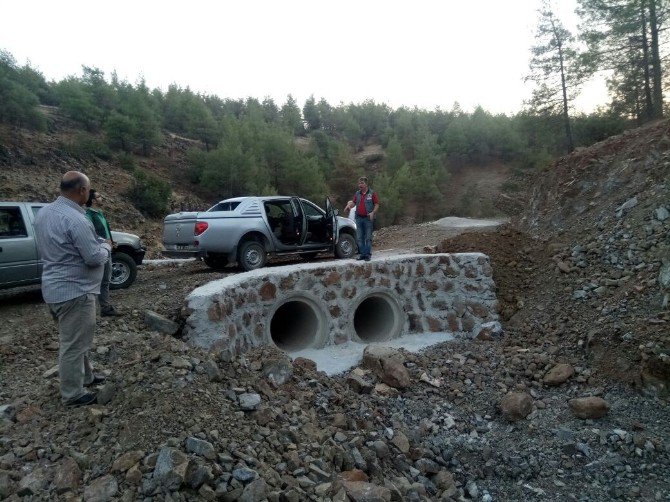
[183,253,498,358]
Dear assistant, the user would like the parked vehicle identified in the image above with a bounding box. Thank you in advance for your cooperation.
[162,196,357,271]
[0,202,145,290]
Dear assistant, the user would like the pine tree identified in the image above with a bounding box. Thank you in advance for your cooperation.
[303,95,321,131]
[385,136,405,175]
[280,95,304,136]
[578,0,666,121]
[526,0,581,153]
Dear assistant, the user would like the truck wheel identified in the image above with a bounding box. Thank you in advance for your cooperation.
[110,252,137,289]
[335,233,356,259]
[204,253,228,270]
[238,241,267,271]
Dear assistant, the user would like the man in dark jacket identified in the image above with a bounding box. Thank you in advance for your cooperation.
[344,176,380,261]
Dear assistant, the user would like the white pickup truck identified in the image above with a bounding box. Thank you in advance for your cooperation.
[162,196,357,271]
[0,201,145,290]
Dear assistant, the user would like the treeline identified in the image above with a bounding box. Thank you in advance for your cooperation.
[0,48,639,223]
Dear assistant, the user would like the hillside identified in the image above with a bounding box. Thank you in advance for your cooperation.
[1,120,669,500]
[0,118,214,256]
[0,113,518,255]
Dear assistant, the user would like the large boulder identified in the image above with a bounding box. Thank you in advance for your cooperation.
[381,360,411,389]
[84,475,118,502]
[341,480,392,502]
[153,447,190,491]
[568,397,610,419]
[361,346,405,375]
[544,363,575,386]
[144,310,180,335]
[361,346,410,389]
[500,392,533,421]
[53,456,82,493]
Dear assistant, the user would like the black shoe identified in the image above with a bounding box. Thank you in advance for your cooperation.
[66,393,97,407]
[364,256,371,261]
[356,256,365,261]
[85,375,106,387]
[101,306,121,317]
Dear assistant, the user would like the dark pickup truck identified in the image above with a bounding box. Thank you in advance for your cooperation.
[0,201,145,290]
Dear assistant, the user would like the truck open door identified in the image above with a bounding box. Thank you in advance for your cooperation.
[325,197,338,249]
[290,197,307,246]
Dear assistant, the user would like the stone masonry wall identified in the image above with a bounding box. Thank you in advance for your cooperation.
[183,253,498,358]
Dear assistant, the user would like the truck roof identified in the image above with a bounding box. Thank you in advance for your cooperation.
[219,196,303,203]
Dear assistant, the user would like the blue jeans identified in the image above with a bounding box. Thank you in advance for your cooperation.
[355,215,373,258]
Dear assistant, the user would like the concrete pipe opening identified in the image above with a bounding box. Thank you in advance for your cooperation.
[270,298,326,352]
[353,292,402,342]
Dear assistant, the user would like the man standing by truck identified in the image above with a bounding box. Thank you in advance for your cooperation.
[34,171,111,407]
[344,176,380,261]
[85,188,120,317]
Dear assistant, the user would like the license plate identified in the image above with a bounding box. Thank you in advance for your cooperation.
[176,245,190,250]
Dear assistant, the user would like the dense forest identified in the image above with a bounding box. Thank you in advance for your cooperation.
[0,0,667,225]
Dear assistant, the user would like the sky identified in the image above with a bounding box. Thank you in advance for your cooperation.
[2,0,607,115]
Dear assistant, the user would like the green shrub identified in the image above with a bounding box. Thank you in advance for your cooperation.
[127,170,171,217]
[514,148,553,171]
[478,199,496,218]
[186,148,206,184]
[62,133,112,160]
[0,77,46,130]
[453,184,479,218]
[117,153,137,172]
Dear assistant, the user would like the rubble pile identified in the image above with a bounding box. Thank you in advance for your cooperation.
[2,306,669,501]
[522,120,670,386]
